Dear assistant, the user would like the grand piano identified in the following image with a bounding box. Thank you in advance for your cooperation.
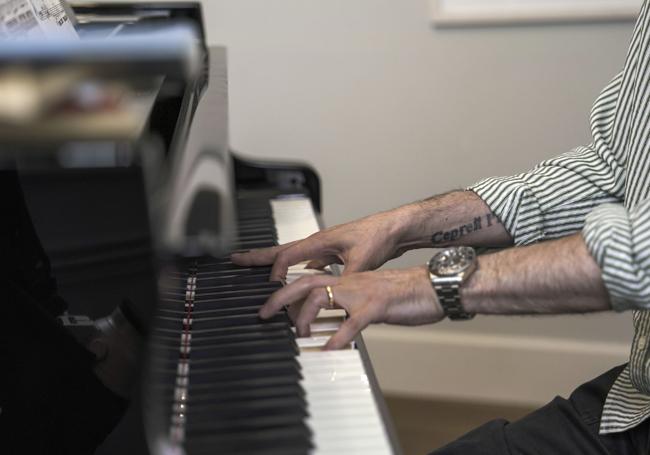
[0,3,400,454]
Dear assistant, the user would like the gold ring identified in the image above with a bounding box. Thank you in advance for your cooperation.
[325,285,335,309]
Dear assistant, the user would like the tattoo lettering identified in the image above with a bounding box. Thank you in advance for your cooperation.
[431,213,500,245]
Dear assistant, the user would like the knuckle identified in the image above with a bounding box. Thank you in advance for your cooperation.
[296,313,315,336]
[295,319,307,333]
[346,316,363,332]
[308,232,330,249]
[275,248,289,263]
[306,288,322,301]
[298,275,317,288]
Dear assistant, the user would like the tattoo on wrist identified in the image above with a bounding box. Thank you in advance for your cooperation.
[431,213,500,244]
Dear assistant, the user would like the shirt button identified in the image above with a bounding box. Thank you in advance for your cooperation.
[637,335,647,348]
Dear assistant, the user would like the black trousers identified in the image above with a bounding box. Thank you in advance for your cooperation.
[431,364,650,455]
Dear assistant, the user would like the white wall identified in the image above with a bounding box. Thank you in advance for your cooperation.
[97,0,639,405]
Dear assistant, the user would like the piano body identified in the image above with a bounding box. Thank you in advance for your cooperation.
[0,3,400,454]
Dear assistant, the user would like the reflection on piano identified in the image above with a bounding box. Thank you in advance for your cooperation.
[0,2,401,454]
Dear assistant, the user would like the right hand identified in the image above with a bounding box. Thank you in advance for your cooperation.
[231,207,414,281]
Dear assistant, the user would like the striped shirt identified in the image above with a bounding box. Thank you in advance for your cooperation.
[470,0,650,435]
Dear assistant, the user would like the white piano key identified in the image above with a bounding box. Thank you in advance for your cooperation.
[301,361,365,374]
[296,335,331,349]
[317,309,346,318]
[300,350,361,361]
[299,349,364,364]
[271,198,320,245]
[301,387,375,401]
[308,320,342,333]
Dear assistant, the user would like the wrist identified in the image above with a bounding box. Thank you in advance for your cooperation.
[418,265,445,319]
[389,203,433,251]
[405,265,444,324]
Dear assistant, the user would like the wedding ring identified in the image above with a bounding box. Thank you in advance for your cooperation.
[325,285,335,309]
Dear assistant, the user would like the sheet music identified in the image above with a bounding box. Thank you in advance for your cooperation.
[0,0,77,40]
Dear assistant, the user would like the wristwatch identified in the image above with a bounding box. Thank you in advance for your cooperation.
[427,246,477,320]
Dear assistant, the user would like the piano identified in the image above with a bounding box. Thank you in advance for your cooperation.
[0,3,401,454]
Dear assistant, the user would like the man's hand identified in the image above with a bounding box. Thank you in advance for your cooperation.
[231,207,415,281]
[257,266,444,349]
[232,191,513,281]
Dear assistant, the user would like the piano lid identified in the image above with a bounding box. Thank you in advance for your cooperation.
[0,24,201,144]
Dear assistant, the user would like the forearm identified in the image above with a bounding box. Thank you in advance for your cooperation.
[392,190,513,251]
[461,233,611,315]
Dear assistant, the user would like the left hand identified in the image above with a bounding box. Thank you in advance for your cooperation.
[258,266,445,349]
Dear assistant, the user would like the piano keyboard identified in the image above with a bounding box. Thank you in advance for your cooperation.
[150,192,395,455]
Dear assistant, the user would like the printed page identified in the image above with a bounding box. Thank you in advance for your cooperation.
[0,0,77,40]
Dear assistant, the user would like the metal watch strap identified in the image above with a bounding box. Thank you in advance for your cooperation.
[433,282,475,320]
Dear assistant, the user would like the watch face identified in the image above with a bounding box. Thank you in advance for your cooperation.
[429,247,476,277]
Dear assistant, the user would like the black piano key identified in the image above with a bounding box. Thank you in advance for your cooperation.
[152,321,292,341]
[187,338,299,359]
[185,426,311,455]
[154,312,288,331]
[232,239,276,249]
[194,280,282,293]
[181,384,305,408]
[150,327,294,347]
[196,274,272,285]
[193,293,273,306]
[237,212,274,222]
[186,397,308,425]
[154,320,289,338]
[193,269,270,279]
[161,385,306,418]
[184,374,301,393]
[190,328,294,345]
[195,283,281,299]
[150,364,301,399]
[186,409,308,434]
[195,266,272,277]
[188,360,301,383]
[237,216,273,225]
[151,350,298,374]
[236,227,276,237]
[158,304,264,317]
[236,233,277,242]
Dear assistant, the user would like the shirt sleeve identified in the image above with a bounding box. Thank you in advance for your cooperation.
[469,72,627,246]
[583,199,650,311]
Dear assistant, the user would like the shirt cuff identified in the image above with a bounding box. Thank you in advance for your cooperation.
[469,176,545,246]
[582,203,643,311]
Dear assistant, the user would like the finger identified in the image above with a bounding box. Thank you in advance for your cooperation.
[295,287,330,337]
[286,300,303,324]
[305,256,342,270]
[259,274,338,319]
[270,237,333,281]
[324,314,369,350]
[230,242,297,266]
[341,259,363,275]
